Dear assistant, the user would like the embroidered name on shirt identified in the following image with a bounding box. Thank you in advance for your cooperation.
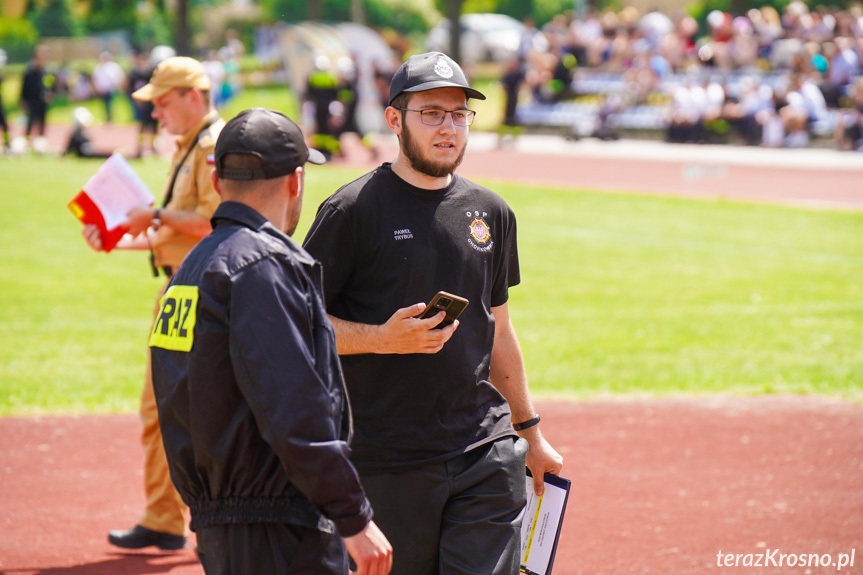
[393,228,413,241]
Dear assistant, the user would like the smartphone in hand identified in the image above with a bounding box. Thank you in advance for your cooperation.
[418,291,469,329]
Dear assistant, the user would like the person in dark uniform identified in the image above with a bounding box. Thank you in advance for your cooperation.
[19,45,52,145]
[498,56,525,147]
[335,57,360,137]
[0,49,10,151]
[303,52,564,575]
[127,51,157,157]
[304,55,340,158]
[81,56,225,552]
[149,107,392,575]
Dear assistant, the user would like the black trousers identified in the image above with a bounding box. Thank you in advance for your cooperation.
[359,436,528,575]
[196,522,348,575]
[0,101,8,135]
[25,101,47,137]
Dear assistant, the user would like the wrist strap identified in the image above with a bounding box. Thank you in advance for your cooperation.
[512,414,540,431]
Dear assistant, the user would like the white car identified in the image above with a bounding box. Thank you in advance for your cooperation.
[425,13,524,63]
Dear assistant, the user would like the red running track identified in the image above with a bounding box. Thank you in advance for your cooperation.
[2,397,862,575]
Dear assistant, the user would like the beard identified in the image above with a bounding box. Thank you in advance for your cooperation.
[401,122,467,178]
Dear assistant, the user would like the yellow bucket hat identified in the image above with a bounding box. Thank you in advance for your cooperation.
[132,56,211,102]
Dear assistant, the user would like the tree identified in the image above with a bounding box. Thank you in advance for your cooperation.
[134,1,172,51]
[308,0,322,19]
[176,0,190,55]
[84,0,136,34]
[350,0,365,24]
[496,0,533,22]
[29,0,84,37]
[444,0,464,64]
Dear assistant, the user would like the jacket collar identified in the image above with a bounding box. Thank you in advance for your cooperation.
[211,201,316,266]
[176,109,219,150]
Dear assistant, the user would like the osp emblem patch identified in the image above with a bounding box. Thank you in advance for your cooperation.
[469,218,491,244]
[434,57,454,79]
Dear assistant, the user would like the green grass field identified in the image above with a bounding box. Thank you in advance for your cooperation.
[1,156,861,415]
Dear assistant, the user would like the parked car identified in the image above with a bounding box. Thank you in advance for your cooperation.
[425,13,524,63]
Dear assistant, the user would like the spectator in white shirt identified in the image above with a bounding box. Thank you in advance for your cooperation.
[92,52,125,124]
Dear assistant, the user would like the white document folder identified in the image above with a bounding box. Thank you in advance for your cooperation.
[520,470,571,575]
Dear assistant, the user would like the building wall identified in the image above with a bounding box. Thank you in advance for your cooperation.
[3,0,28,19]
[620,0,690,16]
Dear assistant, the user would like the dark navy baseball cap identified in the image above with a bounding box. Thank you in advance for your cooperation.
[215,108,326,180]
[388,52,486,106]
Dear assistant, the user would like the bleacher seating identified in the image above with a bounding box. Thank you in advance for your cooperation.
[516,69,841,140]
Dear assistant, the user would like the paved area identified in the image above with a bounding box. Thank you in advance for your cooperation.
[308,127,857,210]
[1,397,861,575]
[19,122,863,210]
[470,133,863,171]
[374,132,863,210]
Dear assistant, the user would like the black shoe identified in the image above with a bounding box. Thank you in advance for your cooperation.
[108,524,187,551]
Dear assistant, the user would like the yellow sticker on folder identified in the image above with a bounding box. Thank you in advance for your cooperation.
[149,285,199,352]
[68,201,84,219]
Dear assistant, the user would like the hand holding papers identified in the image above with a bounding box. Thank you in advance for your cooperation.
[68,153,155,252]
[521,470,571,575]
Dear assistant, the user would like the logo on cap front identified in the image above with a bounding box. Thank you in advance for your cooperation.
[434,57,454,79]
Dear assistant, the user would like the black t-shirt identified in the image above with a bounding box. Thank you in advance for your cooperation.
[127,67,153,96]
[303,164,520,472]
[21,65,47,104]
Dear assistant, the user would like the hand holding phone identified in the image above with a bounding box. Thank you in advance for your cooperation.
[418,291,469,330]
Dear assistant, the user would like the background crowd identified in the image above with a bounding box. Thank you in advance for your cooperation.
[0,36,244,156]
[512,1,863,149]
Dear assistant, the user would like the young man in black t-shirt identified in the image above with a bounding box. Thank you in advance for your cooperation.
[303,52,564,575]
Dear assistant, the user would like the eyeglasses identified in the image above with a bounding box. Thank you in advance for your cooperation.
[398,108,477,127]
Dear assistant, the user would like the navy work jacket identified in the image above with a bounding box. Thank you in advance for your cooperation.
[149,200,371,537]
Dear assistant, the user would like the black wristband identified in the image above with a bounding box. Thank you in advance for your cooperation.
[512,414,540,431]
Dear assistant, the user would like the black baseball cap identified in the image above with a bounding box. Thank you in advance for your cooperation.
[388,52,486,106]
[215,108,326,180]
